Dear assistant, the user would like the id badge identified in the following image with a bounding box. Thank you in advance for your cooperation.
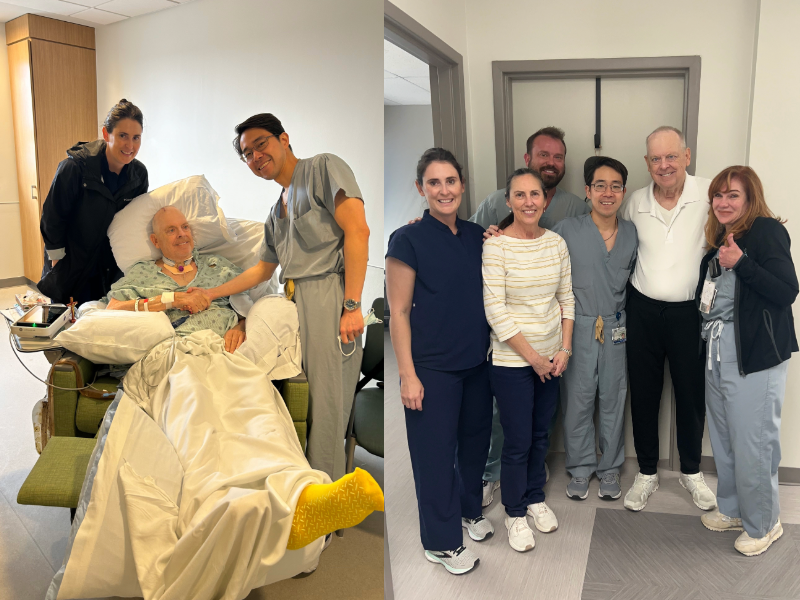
[699,280,717,314]
[612,327,626,345]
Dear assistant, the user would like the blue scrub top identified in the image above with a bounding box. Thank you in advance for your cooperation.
[387,210,490,371]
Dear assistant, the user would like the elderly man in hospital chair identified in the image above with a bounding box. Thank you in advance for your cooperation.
[48,205,383,599]
[104,205,248,352]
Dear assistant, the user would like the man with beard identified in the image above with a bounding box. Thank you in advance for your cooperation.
[472,126,589,508]
[470,126,589,230]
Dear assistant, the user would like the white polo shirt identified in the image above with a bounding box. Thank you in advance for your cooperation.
[619,174,710,302]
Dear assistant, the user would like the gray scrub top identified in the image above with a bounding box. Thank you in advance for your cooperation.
[551,214,638,318]
[701,250,736,324]
[260,153,363,283]
[469,186,589,230]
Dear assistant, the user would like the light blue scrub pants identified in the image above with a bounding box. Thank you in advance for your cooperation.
[705,322,788,538]
[561,313,627,478]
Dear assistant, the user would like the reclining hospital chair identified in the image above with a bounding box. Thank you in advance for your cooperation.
[17,351,309,520]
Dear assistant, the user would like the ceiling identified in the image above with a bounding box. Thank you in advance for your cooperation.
[0,0,193,27]
[384,39,430,106]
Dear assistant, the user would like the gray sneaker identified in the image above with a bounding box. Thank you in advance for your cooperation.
[425,545,479,575]
[462,515,494,541]
[566,476,590,500]
[598,472,622,500]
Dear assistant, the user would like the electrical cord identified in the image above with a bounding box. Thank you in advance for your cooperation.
[4,313,111,394]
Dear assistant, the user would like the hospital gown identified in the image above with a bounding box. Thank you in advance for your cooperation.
[106,250,243,338]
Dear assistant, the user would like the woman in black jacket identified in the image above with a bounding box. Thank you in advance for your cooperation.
[38,99,149,304]
[696,165,798,557]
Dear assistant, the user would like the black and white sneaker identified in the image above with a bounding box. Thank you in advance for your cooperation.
[461,515,494,541]
[424,545,479,575]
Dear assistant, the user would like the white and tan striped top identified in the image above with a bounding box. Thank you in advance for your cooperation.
[482,230,575,367]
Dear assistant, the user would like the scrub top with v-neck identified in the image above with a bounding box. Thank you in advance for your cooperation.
[551,213,638,318]
[387,210,490,371]
[261,153,362,283]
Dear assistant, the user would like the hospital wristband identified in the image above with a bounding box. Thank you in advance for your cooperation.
[161,291,174,310]
[143,298,150,312]
[134,298,140,312]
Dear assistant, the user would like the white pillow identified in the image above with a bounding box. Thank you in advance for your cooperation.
[108,175,234,274]
[55,310,174,364]
[201,218,281,313]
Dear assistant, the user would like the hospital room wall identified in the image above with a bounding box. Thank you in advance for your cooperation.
[94,0,384,314]
[748,0,800,469]
[0,25,25,280]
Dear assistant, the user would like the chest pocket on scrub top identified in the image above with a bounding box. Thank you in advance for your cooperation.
[292,206,335,252]
[571,263,594,289]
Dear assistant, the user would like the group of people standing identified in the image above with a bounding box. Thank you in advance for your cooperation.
[386,125,798,574]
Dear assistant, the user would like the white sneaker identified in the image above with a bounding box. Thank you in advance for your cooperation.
[623,472,659,512]
[526,501,558,533]
[462,515,494,541]
[734,520,783,557]
[505,516,535,552]
[702,511,743,532]
[425,545,480,575]
[679,472,717,511]
[482,480,500,508]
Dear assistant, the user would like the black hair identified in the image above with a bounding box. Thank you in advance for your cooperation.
[525,126,566,156]
[103,99,143,132]
[415,147,464,187]
[233,113,291,155]
[498,167,546,230]
[584,156,628,187]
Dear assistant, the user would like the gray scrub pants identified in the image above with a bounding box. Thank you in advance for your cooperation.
[294,273,363,480]
[705,322,787,538]
[561,313,627,479]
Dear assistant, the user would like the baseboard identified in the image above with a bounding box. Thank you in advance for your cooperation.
[0,276,34,289]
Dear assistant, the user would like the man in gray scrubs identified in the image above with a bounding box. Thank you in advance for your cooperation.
[551,157,638,500]
[194,113,370,482]
[474,126,589,506]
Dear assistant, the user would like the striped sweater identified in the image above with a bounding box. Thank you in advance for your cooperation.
[482,230,575,367]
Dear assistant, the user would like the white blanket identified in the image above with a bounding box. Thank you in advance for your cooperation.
[53,330,328,600]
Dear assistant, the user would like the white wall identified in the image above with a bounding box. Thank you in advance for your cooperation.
[384,105,433,254]
[748,0,800,468]
[464,0,759,202]
[0,25,24,280]
[95,0,383,310]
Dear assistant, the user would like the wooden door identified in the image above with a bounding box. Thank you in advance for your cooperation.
[6,40,41,281]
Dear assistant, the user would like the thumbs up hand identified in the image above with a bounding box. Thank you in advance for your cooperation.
[718,233,743,269]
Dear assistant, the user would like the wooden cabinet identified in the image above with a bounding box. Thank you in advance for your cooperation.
[6,14,97,282]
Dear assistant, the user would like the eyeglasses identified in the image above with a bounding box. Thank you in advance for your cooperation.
[590,183,624,193]
[241,135,277,164]
[648,154,679,165]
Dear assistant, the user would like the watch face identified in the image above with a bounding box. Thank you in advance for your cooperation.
[344,299,360,311]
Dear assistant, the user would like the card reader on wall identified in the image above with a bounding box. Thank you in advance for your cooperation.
[11,304,71,339]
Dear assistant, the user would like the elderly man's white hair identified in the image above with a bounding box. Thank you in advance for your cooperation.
[150,205,187,235]
[645,125,686,154]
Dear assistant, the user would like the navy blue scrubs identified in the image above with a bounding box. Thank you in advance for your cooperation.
[387,210,493,551]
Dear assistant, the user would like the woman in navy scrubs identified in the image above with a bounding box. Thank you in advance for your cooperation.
[386,148,493,575]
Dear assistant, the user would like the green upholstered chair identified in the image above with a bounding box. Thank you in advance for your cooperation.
[344,297,385,469]
[17,352,310,519]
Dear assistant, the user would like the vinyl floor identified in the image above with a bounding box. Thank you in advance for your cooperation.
[385,331,800,600]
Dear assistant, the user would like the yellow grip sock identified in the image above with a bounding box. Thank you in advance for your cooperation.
[286,467,384,550]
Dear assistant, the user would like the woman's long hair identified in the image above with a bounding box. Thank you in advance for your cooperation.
[704,165,784,249]
[497,168,545,231]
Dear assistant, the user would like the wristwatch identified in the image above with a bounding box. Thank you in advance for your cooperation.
[559,347,572,357]
[343,299,361,312]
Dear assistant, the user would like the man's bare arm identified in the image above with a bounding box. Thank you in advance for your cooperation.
[334,189,370,343]
[195,261,278,301]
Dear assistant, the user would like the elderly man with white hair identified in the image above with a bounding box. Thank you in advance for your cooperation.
[105,205,248,352]
[618,126,717,512]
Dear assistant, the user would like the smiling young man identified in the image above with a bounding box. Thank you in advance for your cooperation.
[192,113,370,485]
[618,126,716,513]
[551,157,637,501]
[471,126,589,507]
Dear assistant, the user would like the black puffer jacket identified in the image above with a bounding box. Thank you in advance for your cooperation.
[38,140,148,303]
[696,216,799,375]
